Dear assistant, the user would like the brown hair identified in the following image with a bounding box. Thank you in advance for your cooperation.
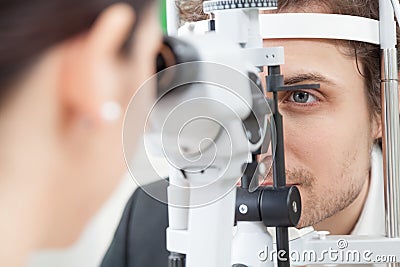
[177,0,400,117]
[0,0,153,90]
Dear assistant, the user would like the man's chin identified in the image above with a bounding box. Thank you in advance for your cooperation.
[295,214,323,229]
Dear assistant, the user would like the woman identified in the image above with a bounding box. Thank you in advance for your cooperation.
[0,0,161,266]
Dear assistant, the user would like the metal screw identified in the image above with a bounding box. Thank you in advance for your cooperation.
[317,231,330,240]
[239,204,248,214]
[292,201,298,213]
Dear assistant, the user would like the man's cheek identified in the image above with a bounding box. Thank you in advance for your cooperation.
[284,122,329,162]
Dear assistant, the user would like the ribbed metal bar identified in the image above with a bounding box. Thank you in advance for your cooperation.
[379,1,399,267]
[381,48,400,267]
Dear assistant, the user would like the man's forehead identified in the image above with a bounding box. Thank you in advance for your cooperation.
[261,40,363,89]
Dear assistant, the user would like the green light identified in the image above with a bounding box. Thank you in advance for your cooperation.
[159,0,167,34]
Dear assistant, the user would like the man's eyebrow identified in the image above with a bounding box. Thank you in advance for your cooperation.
[284,73,337,86]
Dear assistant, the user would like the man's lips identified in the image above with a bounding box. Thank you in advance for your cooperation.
[260,178,301,186]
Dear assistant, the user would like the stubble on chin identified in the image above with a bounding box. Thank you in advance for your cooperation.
[260,157,365,229]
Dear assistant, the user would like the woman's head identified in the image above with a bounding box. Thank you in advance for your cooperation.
[0,0,161,258]
[1,0,157,88]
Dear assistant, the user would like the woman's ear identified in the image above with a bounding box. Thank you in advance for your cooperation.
[58,3,136,128]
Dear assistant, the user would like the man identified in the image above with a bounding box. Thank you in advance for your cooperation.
[101,0,399,266]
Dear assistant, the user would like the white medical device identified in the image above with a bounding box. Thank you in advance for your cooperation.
[146,0,400,266]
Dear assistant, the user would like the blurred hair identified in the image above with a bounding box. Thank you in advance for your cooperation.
[0,0,154,90]
[176,0,400,118]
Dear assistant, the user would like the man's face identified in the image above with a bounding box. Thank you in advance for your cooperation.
[261,39,380,228]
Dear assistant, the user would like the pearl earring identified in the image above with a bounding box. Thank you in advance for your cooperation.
[101,101,122,121]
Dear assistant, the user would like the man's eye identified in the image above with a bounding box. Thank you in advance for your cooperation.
[288,91,318,104]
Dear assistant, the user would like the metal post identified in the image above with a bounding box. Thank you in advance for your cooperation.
[379,2,399,267]
[379,3,400,267]
[381,47,400,267]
